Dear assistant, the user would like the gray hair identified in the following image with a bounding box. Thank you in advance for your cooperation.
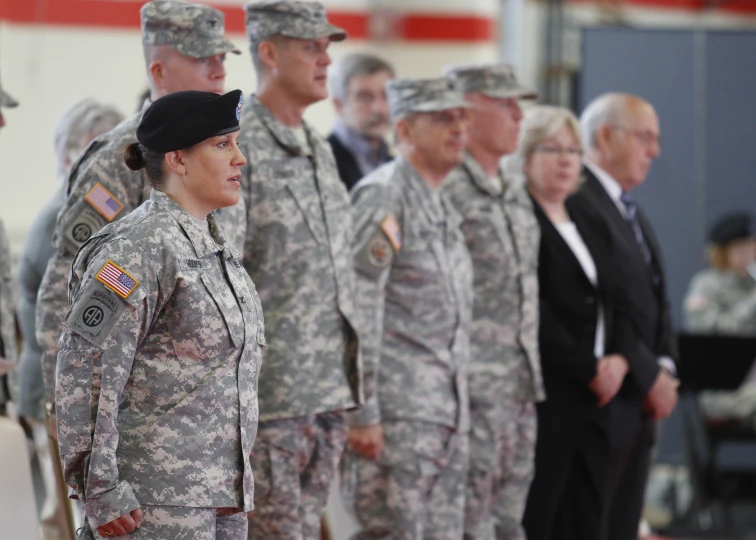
[506,105,582,173]
[328,53,395,101]
[579,93,628,150]
[55,98,124,180]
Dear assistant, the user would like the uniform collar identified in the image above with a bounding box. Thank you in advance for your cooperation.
[461,152,505,197]
[249,95,310,157]
[150,190,228,258]
[398,157,447,226]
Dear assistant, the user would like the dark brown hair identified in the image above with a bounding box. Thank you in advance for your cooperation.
[124,142,167,188]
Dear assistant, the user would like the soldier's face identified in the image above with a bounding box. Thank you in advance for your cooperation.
[524,125,583,202]
[161,50,227,95]
[179,131,247,213]
[274,37,332,105]
[725,238,756,273]
[335,70,393,141]
[403,108,469,172]
[465,93,522,157]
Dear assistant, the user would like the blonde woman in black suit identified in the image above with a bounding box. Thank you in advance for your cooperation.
[516,106,634,540]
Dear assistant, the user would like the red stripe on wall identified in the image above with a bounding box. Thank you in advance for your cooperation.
[0,1,494,42]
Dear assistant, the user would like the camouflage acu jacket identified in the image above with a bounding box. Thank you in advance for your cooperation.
[56,190,264,528]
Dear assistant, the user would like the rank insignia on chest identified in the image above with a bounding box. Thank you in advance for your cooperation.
[85,183,124,221]
[380,214,402,251]
[96,260,139,299]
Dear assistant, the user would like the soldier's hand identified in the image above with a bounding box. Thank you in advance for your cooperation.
[96,507,143,537]
[348,424,384,460]
[644,370,679,420]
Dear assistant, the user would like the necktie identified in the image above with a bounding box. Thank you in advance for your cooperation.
[619,191,653,265]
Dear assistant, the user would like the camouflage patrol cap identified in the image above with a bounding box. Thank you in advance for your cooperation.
[245,0,347,43]
[445,63,538,100]
[0,73,18,108]
[141,0,241,58]
[387,77,472,121]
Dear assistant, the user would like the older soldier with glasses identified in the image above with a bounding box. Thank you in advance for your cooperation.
[442,64,542,540]
[36,0,245,421]
[237,2,362,538]
[346,77,473,539]
[327,52,395,190]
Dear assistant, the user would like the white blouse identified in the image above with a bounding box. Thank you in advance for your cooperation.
[555,221,606,359]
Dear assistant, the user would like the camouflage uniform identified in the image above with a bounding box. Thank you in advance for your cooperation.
[56,190,264,539]
[240,3,357,537]
[0,217,18,407]
[684,269,756,426]
[443,64,543,540]
[0,78,18,408]
[345,78,473,539]
[36,0,244,406]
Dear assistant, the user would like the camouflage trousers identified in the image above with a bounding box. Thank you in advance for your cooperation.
[465,400,537,540]
[248,410,348,540]
[79,506,247,539]
[344,420,469,540]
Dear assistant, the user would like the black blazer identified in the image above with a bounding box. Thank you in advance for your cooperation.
[533,197,632,408]
[327,133,365,192]
[568,169,678,446]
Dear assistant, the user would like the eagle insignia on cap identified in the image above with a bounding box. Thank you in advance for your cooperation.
[237,95,243,121]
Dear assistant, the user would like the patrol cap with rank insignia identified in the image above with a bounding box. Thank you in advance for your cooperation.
[141,0,241,58]
[386,77,472,121]
[245,0,347,43]
[445,63,538,101]
[136,89,243,152]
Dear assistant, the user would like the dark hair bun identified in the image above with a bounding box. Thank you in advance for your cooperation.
[124,142,146,171]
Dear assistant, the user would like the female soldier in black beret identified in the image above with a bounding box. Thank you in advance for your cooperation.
[56,90,265,540]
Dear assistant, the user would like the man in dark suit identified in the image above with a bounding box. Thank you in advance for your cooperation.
[571,93,679,540]
[327,53,394,191]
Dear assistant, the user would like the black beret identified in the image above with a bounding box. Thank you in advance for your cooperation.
[137,89,243,153]
[709,212,755,246]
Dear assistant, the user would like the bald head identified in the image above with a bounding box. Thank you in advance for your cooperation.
[581,92,660,191]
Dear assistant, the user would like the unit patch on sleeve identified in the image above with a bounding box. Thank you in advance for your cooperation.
[66,287,126,344]
[85,183,124,221]
[64,206,108,248]
[95,260,139,299]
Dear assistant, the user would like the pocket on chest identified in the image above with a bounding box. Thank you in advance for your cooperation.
[166,272,244,360]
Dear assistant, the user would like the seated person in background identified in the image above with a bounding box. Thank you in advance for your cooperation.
[518,105,632,540]
[684,212,756,427]
[684,212,756,335]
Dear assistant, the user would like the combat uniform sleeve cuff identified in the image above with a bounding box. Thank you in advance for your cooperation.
[82,481,140,528]
[347,402,381,427]
[657,356,677,377]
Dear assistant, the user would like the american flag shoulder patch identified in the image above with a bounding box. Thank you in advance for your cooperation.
[380,214,402,252]
[95,260,139,299]
[85,183,124,221]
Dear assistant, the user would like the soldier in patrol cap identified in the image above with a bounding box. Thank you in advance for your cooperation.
[237,1,360,538]
[0,70,18,415]
[442,63,543,540]
[37,0,245,416]
[345,77,474,538]
[56,89,264,540]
